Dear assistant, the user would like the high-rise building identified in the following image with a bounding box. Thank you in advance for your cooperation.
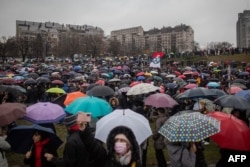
[237,10,250,48]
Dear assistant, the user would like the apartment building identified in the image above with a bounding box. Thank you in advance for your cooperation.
[237,10,250,48]
[16,20,104,56]
[110,24,194,54]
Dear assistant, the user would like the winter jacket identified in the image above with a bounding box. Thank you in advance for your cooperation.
[153,115,167,150]
[0,136,11,167]
[167,143,196,167]
[23,138,57,167]
[54,128,106,167]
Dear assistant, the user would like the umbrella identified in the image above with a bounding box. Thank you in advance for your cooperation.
[228,86,242,94]
[6,124,63,154]
[230,83,247,89]
[52,79,64,85]
[209,89,227,97]
[208,112,250,151]
[214,95,250,110]
[95,109,152,144]
[232,79,246,85]
[108,78,121,83]
[126,83,158,96]
[55,91,87,106]
[235,90,250,103]
[206,82,221,88]
[24,78,37,85]
[24,102,66,124]
[118,86,130,94]
[87,85,115,97]
[46,87,66,94]
[184,83,198,89]
[65,96,112,118]
[36,77,51,84]
[178,87,216,99]
[165,83,178,89]
[158,112,220,142]
[2,85,27,96]
[143,93,178,108]
[0,103,26,126]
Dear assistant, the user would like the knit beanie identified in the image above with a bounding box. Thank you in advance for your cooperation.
[64,114,77,128]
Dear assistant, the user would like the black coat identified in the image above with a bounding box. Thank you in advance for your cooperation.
[62,128,107,167]
[24,140,58,167]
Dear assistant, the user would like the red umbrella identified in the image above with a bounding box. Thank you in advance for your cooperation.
[152,51,165,58]
[129,81,141,87]
[136,72,145,76]
[174,71,181,76]
[208,112,250,151]
[228,86,242,94]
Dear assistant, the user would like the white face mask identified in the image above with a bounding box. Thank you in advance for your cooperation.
[114,142,127,155]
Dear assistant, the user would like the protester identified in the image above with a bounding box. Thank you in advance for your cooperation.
[152,108,168,167]
[167,142,197,167]
[24,129,58,167]
[0,126,11,167]
[49,113,106,167]
[105,126,142,167]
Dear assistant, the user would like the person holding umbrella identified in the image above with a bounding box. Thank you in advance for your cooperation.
[24,129,59,167]
[48,112,107,167]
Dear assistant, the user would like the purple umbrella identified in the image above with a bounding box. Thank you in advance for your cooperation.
[24,102,66,123]
[144,93,178,108]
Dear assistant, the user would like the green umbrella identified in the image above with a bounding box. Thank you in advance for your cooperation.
[46,87,66,94]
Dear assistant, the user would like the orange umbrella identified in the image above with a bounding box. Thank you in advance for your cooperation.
[64,91,87,106]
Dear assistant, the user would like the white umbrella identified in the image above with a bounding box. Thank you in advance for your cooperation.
[95,109,152,144]
[126,83,158,95]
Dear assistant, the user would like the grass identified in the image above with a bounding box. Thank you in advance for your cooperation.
[164,53,250,65]
[6,119,220,167]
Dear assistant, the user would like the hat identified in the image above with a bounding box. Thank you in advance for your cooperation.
[64,114,77,128]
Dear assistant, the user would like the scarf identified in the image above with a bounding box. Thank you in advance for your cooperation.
[117,150,132,166]
[35,138,50,167]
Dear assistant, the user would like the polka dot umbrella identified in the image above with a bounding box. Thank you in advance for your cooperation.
[159,112,220,142]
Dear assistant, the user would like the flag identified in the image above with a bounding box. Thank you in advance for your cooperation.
[152,51,165,58]
[150,56,161,68]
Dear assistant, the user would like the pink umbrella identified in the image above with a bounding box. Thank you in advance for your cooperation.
[229,86,242,94]
[184,83,198,89]
[144,93,178,108]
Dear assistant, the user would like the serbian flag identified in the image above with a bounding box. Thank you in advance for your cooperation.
[152,51,165,58]
[150,56,161,68]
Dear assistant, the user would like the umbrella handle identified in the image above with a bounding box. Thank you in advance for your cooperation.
[30,144,33,151]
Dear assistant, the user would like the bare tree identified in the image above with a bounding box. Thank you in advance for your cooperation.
[32,34,43,60]
[108,39,121,56]
[0,36,8,63]
[16,36,29,62]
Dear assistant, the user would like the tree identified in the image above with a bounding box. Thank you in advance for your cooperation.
[108,39,121,56]
[32,34,43,59]
[0,36,8,63]
[16,36,29,62]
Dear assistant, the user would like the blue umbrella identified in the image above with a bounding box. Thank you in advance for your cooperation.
[6,124,63,154]
[235,90,250,103]
[207,82,221,89]
[65,96,112,117]
[137,76,146,81]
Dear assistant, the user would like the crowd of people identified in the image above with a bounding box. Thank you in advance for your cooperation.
[0,56,250,167]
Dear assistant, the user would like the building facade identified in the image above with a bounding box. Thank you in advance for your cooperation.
[16,20,104,57]
[237,10,250,48]
[110,24,194,55]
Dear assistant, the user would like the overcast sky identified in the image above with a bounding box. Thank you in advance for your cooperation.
[0,0,249,47]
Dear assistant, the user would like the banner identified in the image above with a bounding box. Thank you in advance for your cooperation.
[150,56,161,68]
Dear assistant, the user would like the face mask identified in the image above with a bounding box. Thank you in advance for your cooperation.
[114,142,127,155]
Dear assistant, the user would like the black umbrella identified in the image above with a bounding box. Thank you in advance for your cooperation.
[6,124,63,154]
[213,95,250,110]
[24,78,37,85]
[87,85,115,97]
[209,89,227,97]
[178,87,216,99]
